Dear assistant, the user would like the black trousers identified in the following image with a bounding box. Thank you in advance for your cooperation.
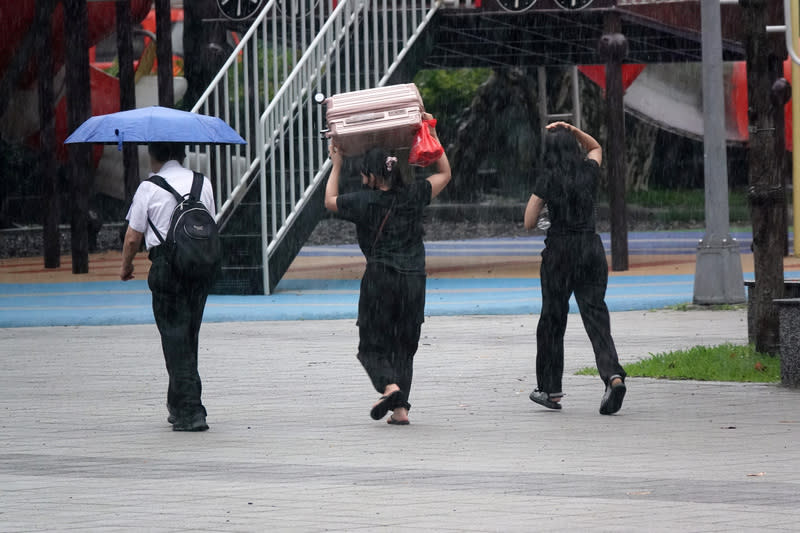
[148,247,210,418]
[357,262,426,411]
[536,233,626,393]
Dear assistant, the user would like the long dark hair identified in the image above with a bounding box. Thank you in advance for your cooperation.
[361,147,403,190]
[541,125,583,184]
[541,125,594,221]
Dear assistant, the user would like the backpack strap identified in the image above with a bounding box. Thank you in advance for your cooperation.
[189,171,204,201]
[147,174,183,203]
[147,218,166,245]
[146,174,183,245]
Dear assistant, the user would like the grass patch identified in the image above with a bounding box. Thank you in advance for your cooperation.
[658,303,747,312]
[575,343,779,382]
[623,188,752,225]
[625,188,749,210]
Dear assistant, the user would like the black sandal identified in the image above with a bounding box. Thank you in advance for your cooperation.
[387,414,410,425]
[529,389,563,410]
[370,389,401,420]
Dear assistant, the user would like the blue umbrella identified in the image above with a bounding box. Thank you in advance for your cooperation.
[64,106,246,149]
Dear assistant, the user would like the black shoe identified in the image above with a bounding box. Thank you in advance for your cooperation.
[370,389,402,420]
[600,376,626,415]
[167,404,178,425]
[172,412,209,432]
[529,389,563,410]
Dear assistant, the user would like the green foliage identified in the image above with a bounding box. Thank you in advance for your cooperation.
[624,188,751,224]
[218,43,298,118]
[103,58,120,77]
[414,68,492,119]
[576,343,779,382]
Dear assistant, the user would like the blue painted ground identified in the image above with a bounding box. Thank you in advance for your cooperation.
[0,230,793,327]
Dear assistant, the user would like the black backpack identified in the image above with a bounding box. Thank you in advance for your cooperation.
[147,172,221,281]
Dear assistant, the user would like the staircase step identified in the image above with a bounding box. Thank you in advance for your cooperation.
[210,266,264,295]
[221,202,262,234]
[219,234,262,267]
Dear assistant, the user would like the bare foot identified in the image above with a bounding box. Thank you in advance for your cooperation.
[371,384,400,410]
[388,407,409,425]
[382,384,400,396]
[370,384,401,421]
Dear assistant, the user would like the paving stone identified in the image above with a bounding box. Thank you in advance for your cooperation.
[1,310,798,531]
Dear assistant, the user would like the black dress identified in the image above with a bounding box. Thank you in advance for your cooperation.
[336,180,433,410]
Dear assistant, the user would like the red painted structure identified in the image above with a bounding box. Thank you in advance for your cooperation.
[0,1,151,161]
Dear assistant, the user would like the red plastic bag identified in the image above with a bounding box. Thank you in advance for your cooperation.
[408,118,444,167]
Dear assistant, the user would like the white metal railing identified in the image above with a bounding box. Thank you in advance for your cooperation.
[192,0,440,293]
[258,0,441,293]
[189,0,333,218]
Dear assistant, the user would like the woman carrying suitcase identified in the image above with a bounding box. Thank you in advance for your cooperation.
[524,121,627,415]
[324,113,451,425]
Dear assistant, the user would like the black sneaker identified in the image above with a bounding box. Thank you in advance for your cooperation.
[599,376,626,415]
[529,389,563,410]
[167,404,178,425]
[172,412,209,432]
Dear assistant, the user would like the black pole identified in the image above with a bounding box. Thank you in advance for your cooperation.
[116,0,140,203]
[63,0,92,274]
[155,0,174,107]
[36,0,59,269]
[599,14,629,272]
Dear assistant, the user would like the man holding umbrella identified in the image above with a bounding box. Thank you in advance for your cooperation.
[120,142,216,432]
[65,106,246,432]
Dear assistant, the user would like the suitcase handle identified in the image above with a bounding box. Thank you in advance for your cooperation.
[347,112,385,124]
[316,93,328,139]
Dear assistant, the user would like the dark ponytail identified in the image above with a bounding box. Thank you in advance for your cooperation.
[361,147,404,190]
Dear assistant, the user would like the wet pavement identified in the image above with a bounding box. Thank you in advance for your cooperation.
[1,231,799,531]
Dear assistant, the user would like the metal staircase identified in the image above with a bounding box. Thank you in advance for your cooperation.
[187,0,441,294]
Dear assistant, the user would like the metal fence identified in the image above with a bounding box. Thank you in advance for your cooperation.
[190,1,440,293]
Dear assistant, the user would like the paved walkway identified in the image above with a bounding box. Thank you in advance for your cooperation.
[1,310,798,532]
[1,231,799,531]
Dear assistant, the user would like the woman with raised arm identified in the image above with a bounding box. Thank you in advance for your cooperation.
[324,113,452,425]
[524,121,627,415]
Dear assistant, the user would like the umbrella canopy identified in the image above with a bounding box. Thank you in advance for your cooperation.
[64,106,246,148]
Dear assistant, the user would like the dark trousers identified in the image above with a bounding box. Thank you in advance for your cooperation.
[357,262,426,411]
[148,248,210,418]
[536,233,626,393]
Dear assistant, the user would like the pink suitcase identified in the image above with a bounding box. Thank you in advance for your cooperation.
[324,83,424,156]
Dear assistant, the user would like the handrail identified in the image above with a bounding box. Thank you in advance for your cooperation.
[785,0,800,65]
[188,1,441,293]
[259,1,351,122]
[253,1,440,293]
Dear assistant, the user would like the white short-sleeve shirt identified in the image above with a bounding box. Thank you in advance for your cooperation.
[126,160,217,250]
